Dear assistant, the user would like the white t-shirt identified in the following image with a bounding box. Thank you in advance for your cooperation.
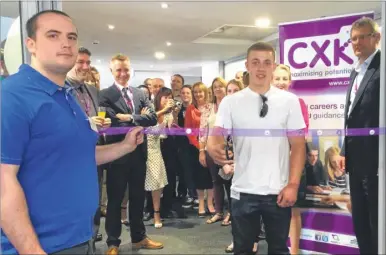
[215,86,305,196]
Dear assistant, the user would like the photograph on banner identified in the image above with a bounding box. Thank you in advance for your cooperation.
[279,12,376,211]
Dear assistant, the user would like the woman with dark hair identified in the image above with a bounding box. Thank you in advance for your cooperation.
[138,84,151,101]
[145,87,174,229]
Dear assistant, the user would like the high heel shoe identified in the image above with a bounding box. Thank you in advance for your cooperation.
[153,211,163,229]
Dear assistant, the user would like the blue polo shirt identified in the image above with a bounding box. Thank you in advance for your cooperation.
[1,65,99,254]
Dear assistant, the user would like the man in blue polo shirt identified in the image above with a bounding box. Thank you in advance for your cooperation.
[0,10,146,255]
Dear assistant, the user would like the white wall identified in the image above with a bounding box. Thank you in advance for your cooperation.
[201,61,220,87]
[94,65,201,89]
[223,39,280,81]
[224,59,246,81]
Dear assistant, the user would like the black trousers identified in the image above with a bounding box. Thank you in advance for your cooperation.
[105,150,146,246]
[92,165,104,238]
[232,193,291,255]
[177,141,197,197]
[160,136,178,213]
[349,173,378,254]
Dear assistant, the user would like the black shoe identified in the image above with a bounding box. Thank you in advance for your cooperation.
[161,210,175,219]
[95,233,103,242]
[173,206,187,219]
[143,212,153,221]
[192,199,199,210]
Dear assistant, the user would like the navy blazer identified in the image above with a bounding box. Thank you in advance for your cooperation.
[99,84,157,162]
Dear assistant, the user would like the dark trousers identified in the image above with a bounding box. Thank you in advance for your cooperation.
[105,150,146,246]
[232,193,291,255]
[206,151,231,214]
[161,137,177,213]
[52,240,94,255]
[178,140,197,198]
[349,173,378,254]
[93,165,105,238]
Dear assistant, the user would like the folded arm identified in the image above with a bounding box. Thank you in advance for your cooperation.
[132,95,157,127]
[0,164,46,255]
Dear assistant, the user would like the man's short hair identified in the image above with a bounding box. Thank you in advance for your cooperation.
[247,41,276,60]
[111,53,130,62]
[351,17,380,35]
[78,47,91,56]
[172,74,185,85]
[26,10,72,39]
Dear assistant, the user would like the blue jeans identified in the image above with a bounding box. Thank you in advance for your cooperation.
[232,193,291,255]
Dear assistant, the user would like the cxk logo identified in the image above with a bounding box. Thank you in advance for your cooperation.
[284,25,355,70]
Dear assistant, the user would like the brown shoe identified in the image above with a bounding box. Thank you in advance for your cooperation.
[132,238,164,249]
[106,246,119,255]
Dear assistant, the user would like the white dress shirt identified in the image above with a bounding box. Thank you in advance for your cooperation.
[115,82,135,113]
[348,49,379,114]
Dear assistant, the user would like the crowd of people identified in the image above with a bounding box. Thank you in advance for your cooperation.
[0,9,381,255]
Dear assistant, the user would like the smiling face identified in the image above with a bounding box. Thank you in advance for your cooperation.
[110,59,130,86]
[192,84,207,105]
[246,50,276,88]
[212,80,226,99]
[69,52,90,82]
[180,87,192,104]
[273,68,291,91]
[26,12,78,74]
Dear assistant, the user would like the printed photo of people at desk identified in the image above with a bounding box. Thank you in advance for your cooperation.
[301,142,350,210]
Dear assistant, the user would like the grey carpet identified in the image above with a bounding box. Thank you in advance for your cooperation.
[96,211,268,254]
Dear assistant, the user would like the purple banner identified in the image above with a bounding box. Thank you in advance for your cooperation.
[278,12,375,171]
[287,209,359,254]
[279,12,374,93]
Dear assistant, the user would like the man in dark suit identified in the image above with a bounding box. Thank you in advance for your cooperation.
[341,17,381,254]
[66,47,111,245]
[99,54,161,255]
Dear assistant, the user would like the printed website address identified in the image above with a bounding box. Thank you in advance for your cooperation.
[329,80,350,86]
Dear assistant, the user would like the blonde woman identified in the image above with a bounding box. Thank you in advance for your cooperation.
[184,82,214,216]
[272,64,308,255]
[200,77,228,224]
[325,146,347,189]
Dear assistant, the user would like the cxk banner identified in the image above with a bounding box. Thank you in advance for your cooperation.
[278,12,374,156]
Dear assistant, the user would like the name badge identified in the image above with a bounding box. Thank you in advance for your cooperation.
[88,117,98,133]
[230,189,240,200]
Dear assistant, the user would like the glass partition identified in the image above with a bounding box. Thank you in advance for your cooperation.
[0,1,22,79]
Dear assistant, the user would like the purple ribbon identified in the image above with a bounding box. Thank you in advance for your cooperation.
[98,127,386,137]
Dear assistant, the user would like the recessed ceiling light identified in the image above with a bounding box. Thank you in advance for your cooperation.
[150,65,154,68]
[108,24,115,30]
[255,18,270,28]
[96,59,101,63]
[154,51,165,60]
[166,41,172,46]
[161,3,168,9]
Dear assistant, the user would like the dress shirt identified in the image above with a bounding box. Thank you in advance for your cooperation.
[115,82,135,113]
[348,49,379,114]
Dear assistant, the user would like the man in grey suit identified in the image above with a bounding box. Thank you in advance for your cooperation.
[66,47,111,245]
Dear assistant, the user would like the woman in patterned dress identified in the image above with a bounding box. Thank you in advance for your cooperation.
[145,88,174,228]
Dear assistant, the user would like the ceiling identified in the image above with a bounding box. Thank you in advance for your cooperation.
[2,0,383,76]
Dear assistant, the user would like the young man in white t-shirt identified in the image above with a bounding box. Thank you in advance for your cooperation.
[207,42,306,254]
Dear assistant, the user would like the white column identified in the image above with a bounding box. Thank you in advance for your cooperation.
[201,61,220,87]
[378,2,386,254]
